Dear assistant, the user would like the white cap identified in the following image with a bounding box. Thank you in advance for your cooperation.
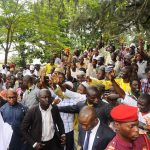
[96,55,104,61]
[130,43,136,48]
[77,71,86,76]
[64,81,74,89]
[81,82,89,88]
[30,65,34,71]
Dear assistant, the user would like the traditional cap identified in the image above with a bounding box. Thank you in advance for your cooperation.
[64,48,70,53]
[100,65,105,70]
[130,43,136,48]
[81,82,89,88]
[105,65,114,73]
[9,64,15,68]
[83,50,88,53]
[64,81,74,89]
[77,70,85,76]
[96,66,105,72]
[111,104,138,122]
[96,55,104,61]
[54,67,65,74]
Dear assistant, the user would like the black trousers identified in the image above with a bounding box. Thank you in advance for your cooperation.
[26,134,64,150]
[66,131,74,150]
[41,135,63,150]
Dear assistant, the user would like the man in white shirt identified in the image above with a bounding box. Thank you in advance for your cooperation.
[23,64,31,76]
[78,106,115,150]
[86,59,97,78]
[136,53,147,79]
[21,89,66,150]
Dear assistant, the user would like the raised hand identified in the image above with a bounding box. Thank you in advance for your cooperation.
[52,99,61,105]
[86,76,92,83]
[106,72,115,81]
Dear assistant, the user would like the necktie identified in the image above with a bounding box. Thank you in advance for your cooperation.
[83,130,91,150]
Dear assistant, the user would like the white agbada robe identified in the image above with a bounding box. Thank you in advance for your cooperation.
[0,113,13,150]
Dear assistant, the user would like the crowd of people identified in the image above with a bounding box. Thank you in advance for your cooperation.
[0,40,150,150]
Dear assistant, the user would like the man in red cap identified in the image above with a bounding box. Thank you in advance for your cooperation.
[106,104,150,150]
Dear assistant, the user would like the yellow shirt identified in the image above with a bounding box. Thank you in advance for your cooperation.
[89,78,131,92]
[45,63,57,75]
[89,78,112,90]
[115,78,131,93]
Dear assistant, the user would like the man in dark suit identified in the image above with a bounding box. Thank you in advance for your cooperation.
[58,86,112,125]
[21,89,66,150]
[78,106,115,150]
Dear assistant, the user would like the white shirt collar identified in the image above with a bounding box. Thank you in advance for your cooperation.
[91,119,100,133]
[138,60,146,64]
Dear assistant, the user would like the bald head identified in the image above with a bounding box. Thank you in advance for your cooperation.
[78,106,98,131]
[79,106,97,120]
[7,88,17,97]
[23,75,32,81]
[7,88,17,106]
[87,86,99,96]
[39,89,53,110]
[86,86,99,105]
[39,89,51,98]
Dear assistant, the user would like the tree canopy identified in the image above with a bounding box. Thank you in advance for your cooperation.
[0,0,150,65]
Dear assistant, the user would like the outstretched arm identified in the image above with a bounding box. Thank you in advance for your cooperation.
[107,73,125,99]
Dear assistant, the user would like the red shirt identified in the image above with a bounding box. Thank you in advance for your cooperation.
[106,134,149,150]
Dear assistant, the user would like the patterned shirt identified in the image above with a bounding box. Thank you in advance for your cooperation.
[140,78,150,94]
[57,98,77,133]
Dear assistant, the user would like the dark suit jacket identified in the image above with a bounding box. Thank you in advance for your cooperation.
[59,100,113,125]
[79,122,115,150]
[21,105,65,147]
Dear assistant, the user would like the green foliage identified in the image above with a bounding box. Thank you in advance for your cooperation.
[10,54,23,67]
[0,0,150,65]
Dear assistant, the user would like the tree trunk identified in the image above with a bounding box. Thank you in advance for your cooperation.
[4,25,13,64]
[4,49,9,64]
[20,45,26,67]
